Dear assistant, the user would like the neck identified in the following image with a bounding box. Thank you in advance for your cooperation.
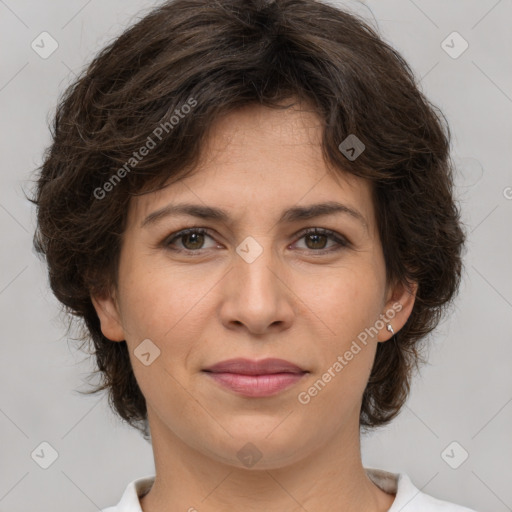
[139,408,395,512]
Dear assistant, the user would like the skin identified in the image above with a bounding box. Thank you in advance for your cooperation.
[92,100,417,512]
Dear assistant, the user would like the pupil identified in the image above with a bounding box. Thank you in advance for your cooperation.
[184,233,203,249]
[307,234,326,249]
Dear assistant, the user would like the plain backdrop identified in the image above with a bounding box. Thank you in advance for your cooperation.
[0,0,511,511]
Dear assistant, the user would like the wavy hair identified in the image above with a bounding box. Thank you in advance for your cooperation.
[31,0,466,440]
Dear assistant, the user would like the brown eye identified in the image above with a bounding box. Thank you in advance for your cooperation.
[304,232,329,250]
[294,228,349,253]
[181,231,205,250]
[164,228,216,252]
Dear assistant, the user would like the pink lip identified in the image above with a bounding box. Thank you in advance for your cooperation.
[202,358,308,398]
[204,357,305,374]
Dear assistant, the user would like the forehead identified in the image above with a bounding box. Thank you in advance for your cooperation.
[127,102,375,232]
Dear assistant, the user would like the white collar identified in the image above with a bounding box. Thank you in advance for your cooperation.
[102,467,477,511]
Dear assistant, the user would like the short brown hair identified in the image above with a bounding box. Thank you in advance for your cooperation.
[31,0,466,439]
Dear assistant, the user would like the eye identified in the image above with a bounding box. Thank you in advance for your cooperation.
[292,227,350,254]
[163,227,349,255]
[164,228,218,252]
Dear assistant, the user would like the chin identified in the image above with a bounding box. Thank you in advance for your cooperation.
[200,421,318,470]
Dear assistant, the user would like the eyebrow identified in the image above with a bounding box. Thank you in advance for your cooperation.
[141,201,368,232]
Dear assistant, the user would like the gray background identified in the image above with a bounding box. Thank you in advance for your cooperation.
[0,0,511,510]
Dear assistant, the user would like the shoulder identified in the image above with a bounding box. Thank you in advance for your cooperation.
[365,467,479,512]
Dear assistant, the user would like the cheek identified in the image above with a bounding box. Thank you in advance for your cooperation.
[308,263,385,341]
[115,262,211,407]
[117,258,215,343]
[302,264,384,392]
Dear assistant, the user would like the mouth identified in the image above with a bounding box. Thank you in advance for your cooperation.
[202,358,309,398]
[203,357,306,375]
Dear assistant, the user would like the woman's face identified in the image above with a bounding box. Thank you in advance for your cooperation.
[92,101,416,468]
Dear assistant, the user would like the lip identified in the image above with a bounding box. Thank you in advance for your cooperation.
[204,357,306,375]
[202,358,308,398]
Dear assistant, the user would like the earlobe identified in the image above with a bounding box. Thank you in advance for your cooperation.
[90,290,125,342]
[378,279,418,342]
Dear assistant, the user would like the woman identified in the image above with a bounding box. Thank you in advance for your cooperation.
[32,0,477,510]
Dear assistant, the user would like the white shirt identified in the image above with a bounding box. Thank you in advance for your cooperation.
[101,467,478,511]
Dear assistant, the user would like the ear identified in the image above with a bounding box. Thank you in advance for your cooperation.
[377,278,418,342]
[90,288,125,342]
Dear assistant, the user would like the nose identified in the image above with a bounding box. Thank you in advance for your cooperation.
[218,238,295,336]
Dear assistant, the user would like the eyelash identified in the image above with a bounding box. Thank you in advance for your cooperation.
[162,227,350,255]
